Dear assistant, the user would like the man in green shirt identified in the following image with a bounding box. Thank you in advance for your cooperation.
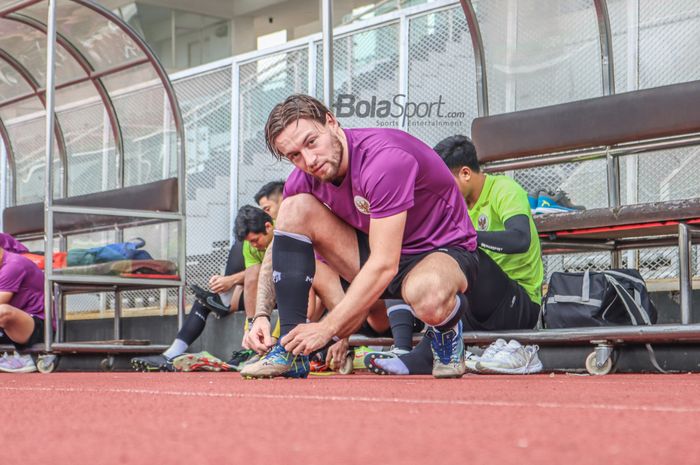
[369,135,543,375]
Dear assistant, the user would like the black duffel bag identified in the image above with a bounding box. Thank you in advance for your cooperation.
[543,269,657,328]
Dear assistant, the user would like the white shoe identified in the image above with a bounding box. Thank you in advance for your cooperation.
[0,351,37,373]
[465,338,507,372]
[476,340,543,374]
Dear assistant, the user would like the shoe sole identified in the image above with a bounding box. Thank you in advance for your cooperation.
[476,360,543,374]
[364,353,396,375]
[533,206,575,214]
[0,365,37,373]
[130,359,171,372]
[173,354,226,372]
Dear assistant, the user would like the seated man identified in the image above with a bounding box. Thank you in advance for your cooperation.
[130,184,284,372]
[369,135,544,375]
[0,247,45,373]
[242,94,479,379]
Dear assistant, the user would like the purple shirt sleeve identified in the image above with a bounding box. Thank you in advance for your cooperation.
[362,148,418,219]
[0,262,25,293]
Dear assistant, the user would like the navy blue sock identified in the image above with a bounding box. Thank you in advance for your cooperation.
[272,232,316,337]
[175,301,210,345]
[386,299,415,352]
[398,335,432,375]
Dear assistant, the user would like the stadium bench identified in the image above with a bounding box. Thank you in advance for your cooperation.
[350,81,700,373]
[1,178,183,365]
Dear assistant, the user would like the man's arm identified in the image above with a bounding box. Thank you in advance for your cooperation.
[476,215,531,254]
[242,243,276,353]
[0,291,13,305]
[254,241,276,316]
[242,264,260,319]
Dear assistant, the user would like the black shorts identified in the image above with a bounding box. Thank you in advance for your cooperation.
[0,316,44,350]
[350,230,479,300]
[463,249,540,331]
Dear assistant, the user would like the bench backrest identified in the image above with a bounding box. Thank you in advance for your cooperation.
[3,178,179,237]
[472,80,700,164]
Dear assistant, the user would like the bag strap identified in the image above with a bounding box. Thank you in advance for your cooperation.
[603,274,668,373]
[582,270,590,302]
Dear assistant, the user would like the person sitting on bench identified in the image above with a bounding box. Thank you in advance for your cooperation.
[130,183,284,372]
[0,247,45,373]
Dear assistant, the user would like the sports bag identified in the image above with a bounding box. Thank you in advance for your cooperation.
[543,269,657,328]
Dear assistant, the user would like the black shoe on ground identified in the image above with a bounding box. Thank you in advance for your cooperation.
[227,349,256,371]
[130,354,174,372]
[188,284,230,318]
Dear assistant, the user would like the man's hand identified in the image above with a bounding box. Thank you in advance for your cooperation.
[281,322,334,356]
[326,338,350,371]
[208,275,234,294]
[243,317,274,355]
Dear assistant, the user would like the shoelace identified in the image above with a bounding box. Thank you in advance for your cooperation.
[481,340,506,360]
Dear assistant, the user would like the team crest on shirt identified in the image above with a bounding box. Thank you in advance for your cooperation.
[477,213,489,230]
[354,195,371,215]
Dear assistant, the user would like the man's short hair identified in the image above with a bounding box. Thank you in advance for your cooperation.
[254,181,285,204]
[433,135,480,173]
[235,205,273,241]
[265,94,332,160]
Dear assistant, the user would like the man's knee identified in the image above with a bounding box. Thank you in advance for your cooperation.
[275,194,323,232]
[402,275,454,325]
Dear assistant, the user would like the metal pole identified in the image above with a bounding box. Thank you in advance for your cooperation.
[460,0,489,116]
[593,0,615,96]
[398,14,409,130]
[679,222,692,324]
[605,148,622,268]
[43,0,58,352]
[321,0,334,107]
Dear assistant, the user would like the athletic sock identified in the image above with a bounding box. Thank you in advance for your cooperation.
[163,301,211,359]
[374,357,410,375]
[163,339,188,360]
[272,231,316,337]
[435,293,467,332]
[397,335,433,375]
[386,299,415,352]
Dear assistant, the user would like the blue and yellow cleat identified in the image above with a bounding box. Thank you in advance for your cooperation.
[534,190,584,215]
[429,320,465,378]
[240,342,309,379]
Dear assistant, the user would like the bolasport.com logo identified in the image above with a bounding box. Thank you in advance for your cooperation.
[332,93,465,128]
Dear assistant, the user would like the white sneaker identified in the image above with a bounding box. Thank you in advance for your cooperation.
[465,338,507,372]
[476,340,543,374]
[0,352,37,373]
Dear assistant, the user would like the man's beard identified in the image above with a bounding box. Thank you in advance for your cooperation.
[317,133,344,183]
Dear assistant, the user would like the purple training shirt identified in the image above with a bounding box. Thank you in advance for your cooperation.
[284,128,477,254]
[0,251,45,319]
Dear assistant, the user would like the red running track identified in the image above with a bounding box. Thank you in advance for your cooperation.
[2,372,700,465]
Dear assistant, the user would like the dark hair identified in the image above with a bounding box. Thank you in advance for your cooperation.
[265,94,332,160]
[234,205,273,241]
[254,180,285,204]
[433,135,479,173]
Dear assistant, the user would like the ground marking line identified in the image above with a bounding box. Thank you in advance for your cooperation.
[2,386,699,414]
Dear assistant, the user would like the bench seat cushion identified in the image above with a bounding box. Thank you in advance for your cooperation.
[534,198,700,240]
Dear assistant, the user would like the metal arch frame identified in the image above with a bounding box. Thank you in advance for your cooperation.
[0,118,16,205]
[0,46,69,196]
[593,0,615,96]
[459,0,489,117]
[0,0,42,17]
[7,13,126,191]
[72,0,188,328]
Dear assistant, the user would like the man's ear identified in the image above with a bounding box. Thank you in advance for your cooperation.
[460,166,472,182]
[326,111,339,129]
[265,222,274,235]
